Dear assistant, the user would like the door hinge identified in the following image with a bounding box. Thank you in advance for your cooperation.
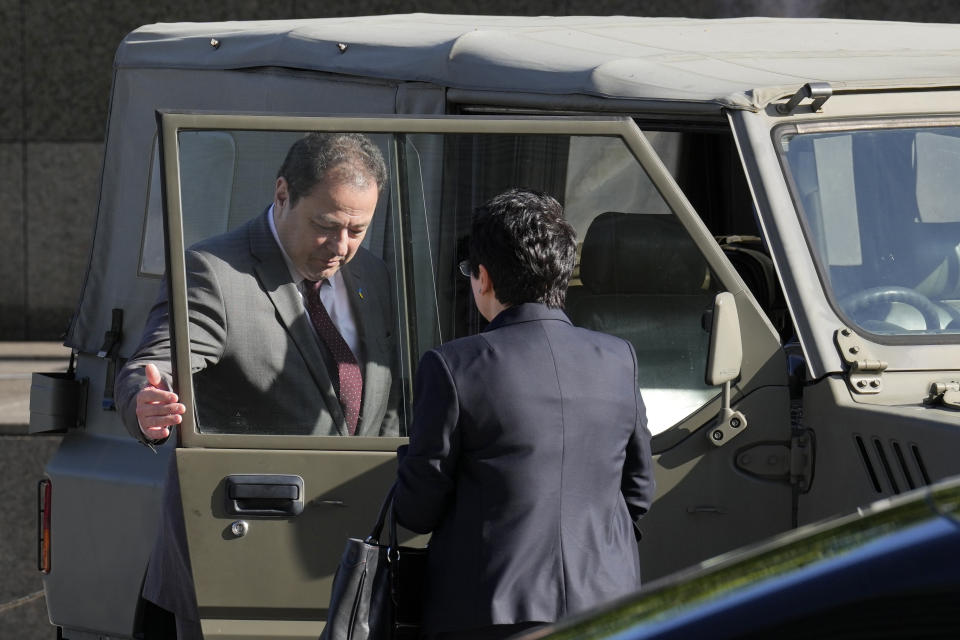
[927,381,960,410]
[834,327,887,394]
[734,433,814,492]
[735,442,790,481]
[790,431,814,493]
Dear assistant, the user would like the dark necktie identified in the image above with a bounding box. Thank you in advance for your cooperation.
[303,280,362,435]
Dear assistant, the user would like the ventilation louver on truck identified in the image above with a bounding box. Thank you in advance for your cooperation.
[855,435,931,494]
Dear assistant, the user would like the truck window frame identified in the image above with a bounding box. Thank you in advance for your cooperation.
[156,111,755,449]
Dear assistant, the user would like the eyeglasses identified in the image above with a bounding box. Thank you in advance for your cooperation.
[457,260,472,278]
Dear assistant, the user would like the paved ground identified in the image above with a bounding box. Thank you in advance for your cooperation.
[0,342,72,639]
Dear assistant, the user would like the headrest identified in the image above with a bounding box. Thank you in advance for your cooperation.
[579,212,710,294]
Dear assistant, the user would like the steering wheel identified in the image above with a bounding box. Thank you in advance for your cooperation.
[842,286,943,331]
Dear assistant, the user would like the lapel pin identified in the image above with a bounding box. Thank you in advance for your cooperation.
[357,287,365,299]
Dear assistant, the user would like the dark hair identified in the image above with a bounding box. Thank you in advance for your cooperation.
[277,132,387,205]
[469,188,576,309]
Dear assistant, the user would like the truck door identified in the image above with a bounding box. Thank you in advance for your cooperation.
[156,113,792,637]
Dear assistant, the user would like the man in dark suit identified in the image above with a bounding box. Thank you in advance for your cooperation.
[114,132,399,639]
[394,189,656,640]
[116,132,399,442]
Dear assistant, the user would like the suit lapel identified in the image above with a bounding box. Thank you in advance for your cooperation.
[341,258,389,437]
[248,211,348,434]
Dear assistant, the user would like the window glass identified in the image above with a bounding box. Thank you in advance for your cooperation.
[916,132,960,223]
[174,130,401,436]
[644,129,791,341]
[142,133,241,276]
[781,124,960,336]
[173,129,719,437]
[400,132,718,434]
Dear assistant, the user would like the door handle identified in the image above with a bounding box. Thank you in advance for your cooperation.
[225,474,304,517]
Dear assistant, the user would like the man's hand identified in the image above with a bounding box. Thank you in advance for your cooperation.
[135,363,186,441]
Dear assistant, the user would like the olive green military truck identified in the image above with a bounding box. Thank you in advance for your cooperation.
[29,14,960,639]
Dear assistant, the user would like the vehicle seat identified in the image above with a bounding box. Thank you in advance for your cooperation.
[566,212,714,390]
[717,235,792,341]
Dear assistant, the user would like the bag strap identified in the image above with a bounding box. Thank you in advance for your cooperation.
[388,494,400,553]
[366,482,397,543]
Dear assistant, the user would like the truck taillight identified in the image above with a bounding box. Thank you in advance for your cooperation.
[38,479,51,574]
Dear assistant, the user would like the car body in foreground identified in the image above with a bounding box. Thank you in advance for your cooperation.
[524,475,960,640]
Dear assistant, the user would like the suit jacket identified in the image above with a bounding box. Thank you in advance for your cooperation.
[116,209,399,439]
[394,303,655,635]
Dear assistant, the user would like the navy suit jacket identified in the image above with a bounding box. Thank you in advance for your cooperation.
[394,303,655,634]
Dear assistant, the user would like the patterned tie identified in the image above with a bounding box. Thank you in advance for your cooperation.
[303,280,362,435]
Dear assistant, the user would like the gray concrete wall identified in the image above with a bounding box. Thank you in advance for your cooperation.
[3,0,960,340]
[0,435,62,640]
[0,343,70,639]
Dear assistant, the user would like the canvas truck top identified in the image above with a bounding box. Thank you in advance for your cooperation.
[116,15,960,111]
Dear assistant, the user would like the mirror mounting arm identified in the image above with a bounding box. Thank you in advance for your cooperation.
[705,292,748,446]
[709,383,748,447]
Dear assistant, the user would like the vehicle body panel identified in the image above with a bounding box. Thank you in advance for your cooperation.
[797,375,960,524]
[175,449,399,634]
[42,433,168,636]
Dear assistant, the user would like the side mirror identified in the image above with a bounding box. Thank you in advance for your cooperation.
[705,292,747,446]
[706,292,742,386]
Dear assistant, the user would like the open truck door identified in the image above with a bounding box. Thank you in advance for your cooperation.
[154,113,792,637]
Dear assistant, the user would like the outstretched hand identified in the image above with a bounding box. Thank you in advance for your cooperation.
[135,363,185,441]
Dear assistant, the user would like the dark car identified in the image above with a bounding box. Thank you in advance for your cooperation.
[523,476,960,640]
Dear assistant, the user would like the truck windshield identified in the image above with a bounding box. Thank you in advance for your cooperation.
[780,123,960,336]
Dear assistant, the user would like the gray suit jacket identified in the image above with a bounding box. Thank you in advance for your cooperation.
[394,303,654,635]
[116,210,400,440]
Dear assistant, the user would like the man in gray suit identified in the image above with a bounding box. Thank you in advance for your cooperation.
[115,132,399,639]
[116,132,399,442]
[394,189,655,640]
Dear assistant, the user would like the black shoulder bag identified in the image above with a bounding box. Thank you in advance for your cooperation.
[320,483,427,640]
